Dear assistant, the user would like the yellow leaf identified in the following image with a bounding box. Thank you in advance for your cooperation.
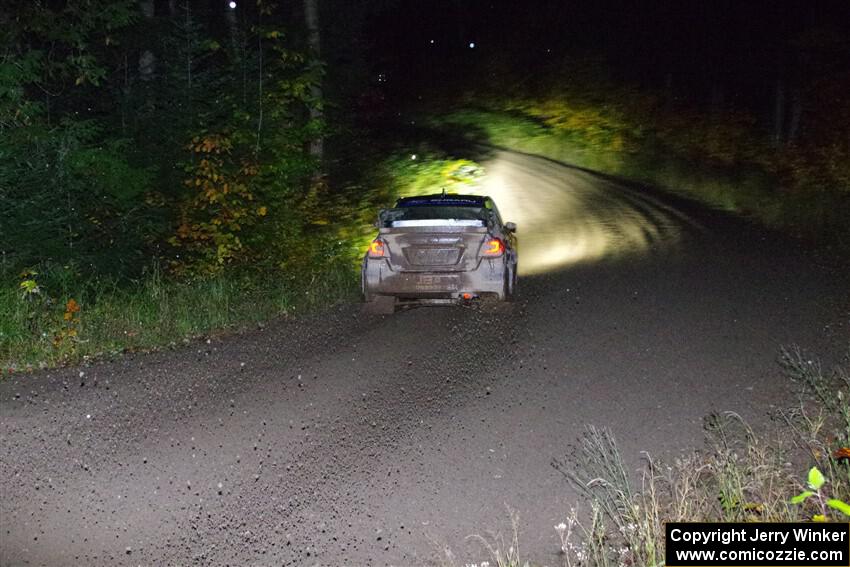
[813,514,827,522]
[257,206,267,216]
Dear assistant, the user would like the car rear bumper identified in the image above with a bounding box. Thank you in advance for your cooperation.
[362,256,508,301]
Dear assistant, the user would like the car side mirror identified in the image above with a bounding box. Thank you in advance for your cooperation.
[504,222,517,233]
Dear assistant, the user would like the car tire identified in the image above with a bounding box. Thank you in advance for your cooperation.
[504,264,517,301]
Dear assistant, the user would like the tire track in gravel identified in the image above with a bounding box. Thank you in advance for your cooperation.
[1,308,389,564]
[170,304,526,566]
[2,149,848,567]
[1,302,527,566]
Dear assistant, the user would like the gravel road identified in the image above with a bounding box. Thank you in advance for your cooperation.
[2,150,847,566]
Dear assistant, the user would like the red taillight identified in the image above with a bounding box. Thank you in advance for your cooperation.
[481,237,505,257]
[368,238,386,258]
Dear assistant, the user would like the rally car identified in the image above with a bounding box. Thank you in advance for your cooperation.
[362,193,517,312]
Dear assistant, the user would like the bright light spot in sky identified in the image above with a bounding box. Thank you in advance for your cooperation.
[468,42,476,49]
[228,1,237,8]
[430,39,435,45]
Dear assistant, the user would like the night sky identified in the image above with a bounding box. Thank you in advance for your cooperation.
[359,0,850,112]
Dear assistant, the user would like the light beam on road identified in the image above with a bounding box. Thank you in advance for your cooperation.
[472,152,693,275]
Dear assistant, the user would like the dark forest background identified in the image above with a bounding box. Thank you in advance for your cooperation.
[1,0,848,366]
[370,0,850,233]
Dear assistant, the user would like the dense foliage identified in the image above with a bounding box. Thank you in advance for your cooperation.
[0,0,329,281]
[432,51,850,241]
[0,0,377,367]
[372,1,850,241]
[0,0,482,368]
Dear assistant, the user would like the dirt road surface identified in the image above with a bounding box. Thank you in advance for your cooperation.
[2,150,847,566]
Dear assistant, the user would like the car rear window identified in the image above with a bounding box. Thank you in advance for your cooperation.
[380,206,488,228]
[395,196,485,208]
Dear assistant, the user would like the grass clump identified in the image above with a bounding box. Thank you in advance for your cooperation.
[547,348,850,567]
[462,507,529,567]
[0,261,358,371]
[449,348,849,567]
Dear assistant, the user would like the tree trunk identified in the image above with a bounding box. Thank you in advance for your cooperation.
[773,79,785,146]
[304,0,323,161]
[788,91,802,144]
[139,0,156,80]
[710,83,724,118]
[224,0,238,49]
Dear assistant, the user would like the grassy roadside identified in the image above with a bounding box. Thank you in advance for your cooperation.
[0,153,484,372]
[450,348,850,567]
[1,262,359,372]
[430,107,850,249]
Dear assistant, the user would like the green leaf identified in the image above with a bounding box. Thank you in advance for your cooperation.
[790,491,814,504]
[827,499,850,517]
[807,467,826,490]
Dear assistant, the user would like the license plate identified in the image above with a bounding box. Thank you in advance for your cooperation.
[411,248,459,265]
[412,274,459,291]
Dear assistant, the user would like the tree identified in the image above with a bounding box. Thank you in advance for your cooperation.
[0,0,154,277]
[303,0,324,161]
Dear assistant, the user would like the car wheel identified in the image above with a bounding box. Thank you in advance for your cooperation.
[504,264,517,301]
